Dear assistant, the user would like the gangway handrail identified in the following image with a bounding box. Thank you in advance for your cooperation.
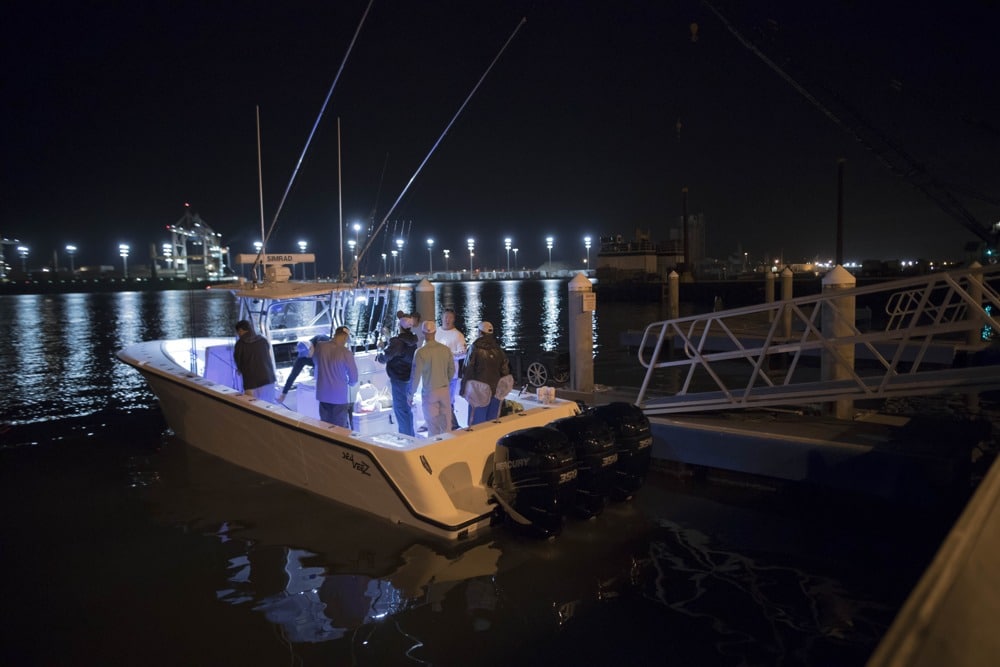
[635,265,1000,413]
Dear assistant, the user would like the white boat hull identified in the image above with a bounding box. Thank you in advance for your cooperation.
[119,339,579,540]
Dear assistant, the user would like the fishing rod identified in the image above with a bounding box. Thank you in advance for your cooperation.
[252,0,375,277]
[357,152,390,281]
[352,16,528,282]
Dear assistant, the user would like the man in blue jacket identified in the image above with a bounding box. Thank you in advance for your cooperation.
[313,327,358,428]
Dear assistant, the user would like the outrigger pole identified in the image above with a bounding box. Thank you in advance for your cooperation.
[253,105,266,284]
[253,0,375,276]
[351,16,529,284]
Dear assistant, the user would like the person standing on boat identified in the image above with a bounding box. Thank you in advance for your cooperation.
[313,326,358,429]
[410,320,455,436]
[411,311,425,346]
[434,307,466,429]
[233,320,277,402]
[277,333,331,404]
[461,321,509,425]
[384,315,419,436]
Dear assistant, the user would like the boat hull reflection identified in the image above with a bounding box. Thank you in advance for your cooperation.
[148,439,659,653]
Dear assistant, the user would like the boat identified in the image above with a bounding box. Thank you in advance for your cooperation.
[117,264,581,540]
[114,10,611,541]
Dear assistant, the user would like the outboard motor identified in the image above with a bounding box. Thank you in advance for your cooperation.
[492,426,578,538]
[587,402,652,501]
[549,413,618,519]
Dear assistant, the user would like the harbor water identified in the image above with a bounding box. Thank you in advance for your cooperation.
[0,280,987,666]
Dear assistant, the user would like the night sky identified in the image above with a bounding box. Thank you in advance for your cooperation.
[3,0,998,275]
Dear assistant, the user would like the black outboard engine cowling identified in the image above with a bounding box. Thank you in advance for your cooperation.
[492,426,579,538]
[549,414,618,519]
[587,402,652,501]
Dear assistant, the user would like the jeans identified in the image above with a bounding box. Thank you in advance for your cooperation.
[319,402,351,429]
[389,377,414,436]
[448,377,461,429]
[282,356,313,394]
[468,396,501,426]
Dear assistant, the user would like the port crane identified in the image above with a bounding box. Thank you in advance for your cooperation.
[0,235,23,278]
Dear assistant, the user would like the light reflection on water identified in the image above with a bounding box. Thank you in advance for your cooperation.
[0,281,663,427]
[0,283,955,665]
[1,290,238,426]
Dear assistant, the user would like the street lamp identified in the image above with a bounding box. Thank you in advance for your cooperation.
[119,243,130,279]
[512,247,518,269]
[584,236,591,270]
[427,238,434,274]
[347,239,356,263]
[504,237,512,273]
[297,240,307,279]
[381,252,387,276]
[467,238,475,272]
[391,249,398,276]
[65,244,77,274]
[443,249,450,272]
[546,236,554,270]
[396,238,404,275]
[353,222,361,249]
[17,245,29,274]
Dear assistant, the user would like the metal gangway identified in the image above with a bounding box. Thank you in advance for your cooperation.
[635,265,1000,415]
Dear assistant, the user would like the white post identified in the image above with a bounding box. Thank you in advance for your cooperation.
[669,270,680,320]
[415,278,436,346]
[765,270,775,322]
[781,266,794,338]
[821,265,856,419]
[568,273,594,393]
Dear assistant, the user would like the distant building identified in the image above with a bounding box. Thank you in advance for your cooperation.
[595,229,681,280]
[595,212,705,281]
[158,205,230,279]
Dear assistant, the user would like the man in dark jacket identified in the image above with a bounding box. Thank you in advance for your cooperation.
[461,321,509,425]
[233,319,276,402]
[383,315,418,436]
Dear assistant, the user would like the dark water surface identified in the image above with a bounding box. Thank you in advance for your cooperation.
[0,284,981,666]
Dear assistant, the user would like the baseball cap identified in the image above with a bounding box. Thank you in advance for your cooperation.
[421,321,436,334]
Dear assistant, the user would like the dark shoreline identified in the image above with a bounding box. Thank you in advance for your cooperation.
[0,276,239,295]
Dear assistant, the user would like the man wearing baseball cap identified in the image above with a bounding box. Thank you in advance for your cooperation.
[461,320,510,425]
[410,320,455,435]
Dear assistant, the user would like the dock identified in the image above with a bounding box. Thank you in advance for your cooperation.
[555,264,1000,666]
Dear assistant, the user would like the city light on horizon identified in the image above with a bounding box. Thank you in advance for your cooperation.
[119,243,130,278]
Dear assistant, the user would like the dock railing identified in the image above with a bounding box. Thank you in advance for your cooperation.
[635,265,1000,414]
